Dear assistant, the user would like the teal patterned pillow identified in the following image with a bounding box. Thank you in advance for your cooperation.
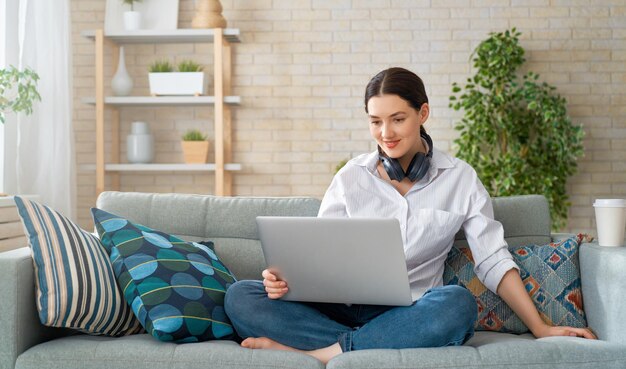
[443,235,587,334]
[91,208,236,343]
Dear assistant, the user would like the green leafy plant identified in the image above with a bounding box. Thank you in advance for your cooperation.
[121,0,142,11]
[177,60,203,72]
[449,28,584,230]
[0,66,41,124]
[334,159,349,174]
[182,129,207,141]
[148,60,174,73]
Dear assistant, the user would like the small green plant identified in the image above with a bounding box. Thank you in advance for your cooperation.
[334,159,349,174]
[178,60,203,72]
[0,66,41,124]
[182,129,207,141]
[149,60,174,73]
[121,0,142,11]
[449,28,584,230]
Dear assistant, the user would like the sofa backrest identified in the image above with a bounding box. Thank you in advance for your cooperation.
[96,192,551,280]
[97,191,321,280]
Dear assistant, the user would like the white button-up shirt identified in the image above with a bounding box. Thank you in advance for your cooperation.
[318,148,519,301]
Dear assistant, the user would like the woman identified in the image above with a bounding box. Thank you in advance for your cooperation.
[224,67,596,364]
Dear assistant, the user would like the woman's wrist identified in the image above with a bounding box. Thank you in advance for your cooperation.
[529,322,551,337]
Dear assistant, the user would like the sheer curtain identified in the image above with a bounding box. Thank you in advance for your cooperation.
[17,0,75,219]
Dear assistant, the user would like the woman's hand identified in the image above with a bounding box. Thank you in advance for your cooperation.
[532,323,597,339]
[262,269,289,299]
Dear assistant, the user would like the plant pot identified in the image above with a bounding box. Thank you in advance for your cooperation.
[123,11,141,31]
[181,141,210,164]
[149,72,205,96]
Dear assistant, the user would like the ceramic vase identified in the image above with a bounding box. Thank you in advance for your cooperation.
[111,46,133,96]
[127,122,154,164]
[192,0,227,28]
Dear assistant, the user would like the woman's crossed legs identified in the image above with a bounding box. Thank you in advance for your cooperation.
[224,280,477,363]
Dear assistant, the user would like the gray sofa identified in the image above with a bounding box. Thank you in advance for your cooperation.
[1,191,626,369]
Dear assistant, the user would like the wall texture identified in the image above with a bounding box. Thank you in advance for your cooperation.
[72,0,626,235]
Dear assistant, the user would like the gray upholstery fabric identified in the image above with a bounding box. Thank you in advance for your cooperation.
[96,191,321,240]
[580,242,626,345]
[0,248,71,369]
[326,332,626,369]
[455,194,552,248]
[1,192,624,369]
[15,335,324,369]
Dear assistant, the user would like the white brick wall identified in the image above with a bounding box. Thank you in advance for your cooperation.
[72,0,626,237]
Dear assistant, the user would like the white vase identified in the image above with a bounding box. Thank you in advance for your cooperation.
[123,11,141,31]
[111,46,133,96]
[127,122,154,164]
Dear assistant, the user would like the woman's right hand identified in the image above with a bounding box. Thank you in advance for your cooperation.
[262,269,289,299]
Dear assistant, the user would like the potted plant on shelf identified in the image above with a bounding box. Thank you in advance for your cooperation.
[122,0,142,31]
[0,66,41,124]
[181,129,209,164]
[148,59,205,96]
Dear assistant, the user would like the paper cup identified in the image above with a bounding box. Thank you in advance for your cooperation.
[593,199,626,247]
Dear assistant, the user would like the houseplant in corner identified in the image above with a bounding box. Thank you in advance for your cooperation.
[148,59,205,96]
[122,0,142,31]
[181,129,209,164]
[449,28,584,230]
[0,66,41,124]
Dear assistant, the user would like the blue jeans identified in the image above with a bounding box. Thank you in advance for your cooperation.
[224,280,477,352]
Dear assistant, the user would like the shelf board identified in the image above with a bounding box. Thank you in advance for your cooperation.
[81,29,241,43]
[82,96,241,106]
[80,163,242,172]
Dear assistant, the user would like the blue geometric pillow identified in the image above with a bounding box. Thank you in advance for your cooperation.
[443,235,587,334]
[91,208,237,343]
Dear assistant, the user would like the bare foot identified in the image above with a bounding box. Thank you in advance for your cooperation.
[241,337,300,352]
[240,337,343,364]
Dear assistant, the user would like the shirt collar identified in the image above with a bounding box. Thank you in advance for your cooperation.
[353,146,455,175]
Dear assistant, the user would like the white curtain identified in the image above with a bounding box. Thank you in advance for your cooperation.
[17,0,75,219]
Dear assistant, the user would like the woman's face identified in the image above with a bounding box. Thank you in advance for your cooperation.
[367,94,429,164]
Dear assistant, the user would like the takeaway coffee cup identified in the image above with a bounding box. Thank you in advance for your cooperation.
[593,199,626,247]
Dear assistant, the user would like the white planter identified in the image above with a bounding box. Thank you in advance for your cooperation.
[123,11,142,31]
[148,72,205,96]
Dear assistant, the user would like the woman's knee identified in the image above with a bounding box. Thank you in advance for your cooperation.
[440,285,478,327]
[224,280,265,318]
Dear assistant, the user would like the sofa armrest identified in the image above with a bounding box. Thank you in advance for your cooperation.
[580,242,626,344]
[0,247,68,369]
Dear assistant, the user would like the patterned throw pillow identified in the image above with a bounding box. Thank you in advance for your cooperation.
[91,207,237,343]
[14,196,142,336]
[443,235,587,334]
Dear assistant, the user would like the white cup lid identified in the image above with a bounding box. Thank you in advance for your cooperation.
[593,199,626,207]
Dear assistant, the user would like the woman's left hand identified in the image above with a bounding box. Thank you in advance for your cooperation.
[532,324,597,339]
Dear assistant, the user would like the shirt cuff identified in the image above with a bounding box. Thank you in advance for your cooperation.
[482,257,520,294]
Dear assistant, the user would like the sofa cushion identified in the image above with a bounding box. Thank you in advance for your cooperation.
[444,235,587,333]
[13,196,142,336]
[14,332,626,369]
[91,208,237,343]
[15,334,325,369]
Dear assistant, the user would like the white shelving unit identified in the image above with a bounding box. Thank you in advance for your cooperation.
[82,28,241,196]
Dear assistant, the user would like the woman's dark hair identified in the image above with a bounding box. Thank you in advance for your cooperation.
[364,67,429,126]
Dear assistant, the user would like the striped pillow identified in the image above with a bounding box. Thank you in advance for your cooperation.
[14,196,142,336]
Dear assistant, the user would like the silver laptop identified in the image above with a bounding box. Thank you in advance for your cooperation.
[256,216,413,306]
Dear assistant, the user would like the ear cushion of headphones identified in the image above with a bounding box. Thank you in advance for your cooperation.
[406,153,426,182]
[410,154,430,182]
[381,156,405,182]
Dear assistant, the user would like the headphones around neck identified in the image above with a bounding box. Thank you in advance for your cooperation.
[378,131,433,182]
